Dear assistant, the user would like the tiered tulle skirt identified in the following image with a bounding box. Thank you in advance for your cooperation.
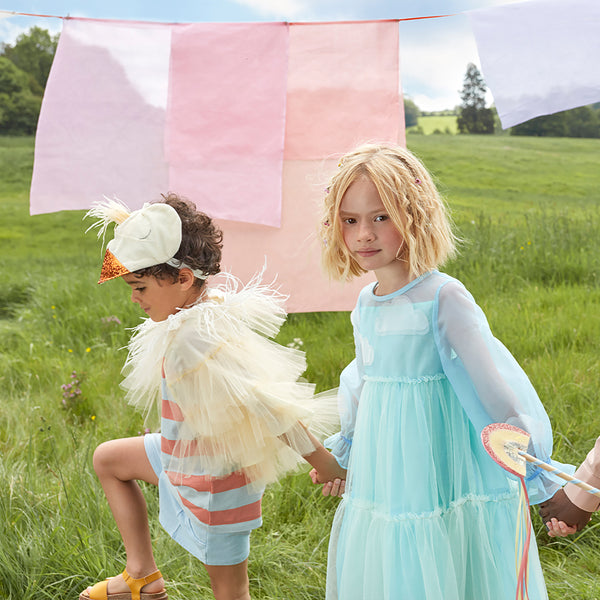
[327,376,548,600]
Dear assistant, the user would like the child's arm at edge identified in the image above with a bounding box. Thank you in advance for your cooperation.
[302,428,347,497]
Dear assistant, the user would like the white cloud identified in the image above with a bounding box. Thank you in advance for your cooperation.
[229,0,311,19]
[399,16,494,111]
[0,16,62,45]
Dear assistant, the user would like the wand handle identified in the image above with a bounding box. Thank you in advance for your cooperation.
[518,450,600,498]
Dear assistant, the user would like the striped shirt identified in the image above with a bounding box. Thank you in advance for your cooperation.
[159,375,264,533]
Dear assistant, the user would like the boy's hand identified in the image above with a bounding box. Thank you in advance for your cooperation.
[539,488,593,532]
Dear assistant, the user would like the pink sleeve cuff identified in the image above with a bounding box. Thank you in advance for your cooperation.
[564,439,600,512]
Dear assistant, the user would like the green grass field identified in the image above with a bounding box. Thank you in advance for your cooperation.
[408,114,459,135]
[1,134,600,598]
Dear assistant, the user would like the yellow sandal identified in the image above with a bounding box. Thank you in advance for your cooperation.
[79,568,168,600]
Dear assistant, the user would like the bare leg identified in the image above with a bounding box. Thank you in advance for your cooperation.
[205,560,251,600]
[88,436,164,595]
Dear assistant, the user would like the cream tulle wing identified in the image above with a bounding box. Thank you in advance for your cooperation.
[120,317,168,426]
[122,276,338,487]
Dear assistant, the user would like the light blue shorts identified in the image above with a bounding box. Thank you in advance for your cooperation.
[144,433,251,566]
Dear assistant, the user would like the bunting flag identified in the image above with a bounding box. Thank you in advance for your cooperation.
[30,17,401,311]
[218,20,399,312]
[469,0,600,129]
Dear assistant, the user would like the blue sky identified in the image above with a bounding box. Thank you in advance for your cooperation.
[1,0,518,110]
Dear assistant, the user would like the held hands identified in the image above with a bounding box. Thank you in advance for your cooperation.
[538,487,593,537]
[308,451,347,497]
[302,435,347,497]
[310,468,346,497]
[545,518,577,537]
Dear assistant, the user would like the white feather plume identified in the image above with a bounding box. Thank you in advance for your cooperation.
[84,196,132,245]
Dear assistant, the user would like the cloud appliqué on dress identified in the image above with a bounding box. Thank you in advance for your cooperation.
[375,296,430,336]
[358,334,375,366]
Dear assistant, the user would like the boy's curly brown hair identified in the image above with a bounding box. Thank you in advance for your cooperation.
[134,193,223,288]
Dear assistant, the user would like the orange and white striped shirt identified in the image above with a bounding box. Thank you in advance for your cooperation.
[159,376,264,533]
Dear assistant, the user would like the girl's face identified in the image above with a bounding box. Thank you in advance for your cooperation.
[123,273,197,322]
[339,176,408,287]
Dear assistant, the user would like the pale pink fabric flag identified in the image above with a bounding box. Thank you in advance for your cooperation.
[219,21,402,312]
[285,20,403,159]
[469,0,600,129]
[166,22,288,225]
[30,19,171,212]
[30,19,288,227]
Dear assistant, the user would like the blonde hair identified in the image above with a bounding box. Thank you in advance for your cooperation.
[320,143,457,281]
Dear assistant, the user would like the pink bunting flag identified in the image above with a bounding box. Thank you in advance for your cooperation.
[469,0,600,129]
[30,18,402,311]
[219,20,401,312]
[30,19,288,227]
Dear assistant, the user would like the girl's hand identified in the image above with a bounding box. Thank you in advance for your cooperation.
[546,517,577,537]
[309,468,346,497]
[322,478,345,497]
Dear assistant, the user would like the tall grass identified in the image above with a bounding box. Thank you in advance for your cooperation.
[1,135,600,598]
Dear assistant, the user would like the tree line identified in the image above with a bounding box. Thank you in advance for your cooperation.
[0,27,599,138]
[406,62,600,139]
[0,27,58,135]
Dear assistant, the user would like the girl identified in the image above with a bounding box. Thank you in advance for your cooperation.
[312,143,569,599]
[80,193,339,600]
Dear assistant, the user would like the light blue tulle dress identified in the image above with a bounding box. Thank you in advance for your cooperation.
[325,271,570,600]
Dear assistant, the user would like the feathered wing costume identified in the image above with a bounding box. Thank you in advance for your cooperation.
[122,277,339,488]
[85,198,338,489]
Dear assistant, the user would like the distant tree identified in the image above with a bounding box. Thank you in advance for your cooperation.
[0,56,30,95]
[565,106,600,138]
[511,105,600,138]
[0,90,41,135]
[0,56,42,134]
[1,26,58,92]
[0,27,58,135]
[511,113,566,137]
[404,97,420,128]
[457,63,494,134]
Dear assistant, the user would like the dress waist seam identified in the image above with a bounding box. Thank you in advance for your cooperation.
[362,373,446,384]
[343,490,518,522]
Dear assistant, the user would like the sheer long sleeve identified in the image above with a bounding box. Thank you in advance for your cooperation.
[434,280,573,504]
[325,310,364,469]
[325,359,362,468]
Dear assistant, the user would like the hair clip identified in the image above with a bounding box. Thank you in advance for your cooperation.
[323,220,330,227]
[415,178,422,185]
[324,187,330,195]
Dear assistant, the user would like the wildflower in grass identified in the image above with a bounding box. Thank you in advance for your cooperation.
[91,415,96,421]
[68,348,73,353]
[86,347,91,352]
[61,370,89,422]
[101,315,122,325]
[287,337,304,351]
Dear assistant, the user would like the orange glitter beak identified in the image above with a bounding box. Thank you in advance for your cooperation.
[98,248,131,283]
